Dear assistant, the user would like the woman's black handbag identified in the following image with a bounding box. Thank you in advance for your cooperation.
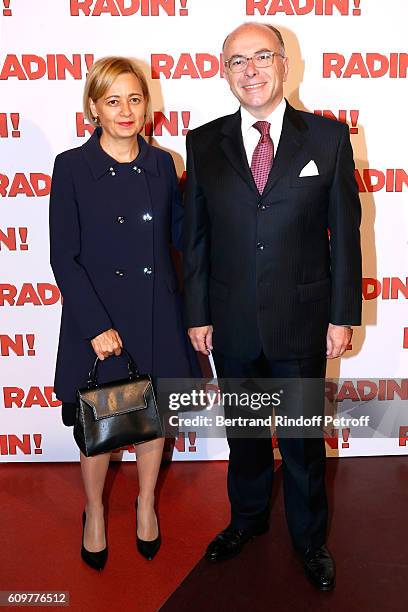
[74,349,163,457]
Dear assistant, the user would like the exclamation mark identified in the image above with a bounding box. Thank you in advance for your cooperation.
[181,111,190,135]
[349,110,359,134]
[84,54,94,74]
[352,0,361,16]
[26,334,36,356]
[19,227,28,250]
[33,434,42,454]
[3,1,12,16]
[10,113,20,137]
[179,0,188,16]
[188,431,196,452]
[341,428,350,448]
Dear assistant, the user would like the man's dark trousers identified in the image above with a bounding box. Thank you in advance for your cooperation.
[213,348,328,553]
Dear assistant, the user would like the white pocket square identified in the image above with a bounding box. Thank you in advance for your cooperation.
[298,160,319,177]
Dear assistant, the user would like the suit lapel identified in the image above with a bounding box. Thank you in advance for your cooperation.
[220,110,259,196]
[261,102,307,199]
[219,102,308,200]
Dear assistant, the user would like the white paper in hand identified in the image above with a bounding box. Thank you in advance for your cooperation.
[208,351,218,380]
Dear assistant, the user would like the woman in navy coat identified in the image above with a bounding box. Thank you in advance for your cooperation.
[49,57,196,569]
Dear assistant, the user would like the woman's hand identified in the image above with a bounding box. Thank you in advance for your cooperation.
[91,328,123,360]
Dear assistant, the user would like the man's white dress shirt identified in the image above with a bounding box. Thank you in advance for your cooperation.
[240,97,286,166]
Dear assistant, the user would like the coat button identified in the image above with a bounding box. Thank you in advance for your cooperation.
[258,203,266,210]
[115,269,125,277]
[117,216,125,223]
[143,267,152,276]
[142,213,152,222]
[257,242,265,251]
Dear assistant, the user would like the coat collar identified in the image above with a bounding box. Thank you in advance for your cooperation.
[81,127,159,180]
[220,100,308,198]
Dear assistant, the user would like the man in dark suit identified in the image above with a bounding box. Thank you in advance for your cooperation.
[183,23,361,590]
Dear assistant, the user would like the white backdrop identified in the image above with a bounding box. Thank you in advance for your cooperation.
[0,0,407,462]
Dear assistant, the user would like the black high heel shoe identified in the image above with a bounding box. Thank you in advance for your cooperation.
[135,498,161,560]
[81,510,108,571]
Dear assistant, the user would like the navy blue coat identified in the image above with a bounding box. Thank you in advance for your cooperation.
[49,128,197,408]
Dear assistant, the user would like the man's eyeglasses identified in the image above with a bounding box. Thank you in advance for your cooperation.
[224,51,285,73]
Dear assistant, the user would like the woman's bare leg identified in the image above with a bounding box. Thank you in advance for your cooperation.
[135,437,165,540]
[80,451,111,551]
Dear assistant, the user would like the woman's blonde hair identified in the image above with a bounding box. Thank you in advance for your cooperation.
[83,56,151,124]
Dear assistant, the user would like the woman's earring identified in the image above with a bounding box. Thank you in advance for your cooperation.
[93,116,99,124]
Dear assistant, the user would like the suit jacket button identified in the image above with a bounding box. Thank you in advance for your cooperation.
[143,267,152,276]
[115,269,125,277]
[117,216,125,223]
[257,242,265,251]
[258,203,266,210]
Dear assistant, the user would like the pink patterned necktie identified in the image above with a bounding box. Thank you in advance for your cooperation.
[250,121,274,194]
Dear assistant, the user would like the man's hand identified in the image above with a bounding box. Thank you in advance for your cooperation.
[326,323,352,359]
[188,325,213,355]
[91,328,123,360]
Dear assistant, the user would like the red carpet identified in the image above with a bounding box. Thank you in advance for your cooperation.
[0,460,230,611]
[1,457,407,611]
[160,457,408,612]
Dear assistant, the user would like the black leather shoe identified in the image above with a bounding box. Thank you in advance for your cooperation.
[81,511,108,571]
[135,500,161,560]
[301,545,335,591]
[205,523,269,562]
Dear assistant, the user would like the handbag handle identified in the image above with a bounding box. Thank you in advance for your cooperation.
[87,347,140,388]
